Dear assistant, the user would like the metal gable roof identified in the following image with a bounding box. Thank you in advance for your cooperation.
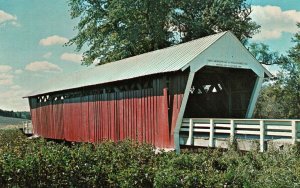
[26,31,227,97]
[25,31,270,97]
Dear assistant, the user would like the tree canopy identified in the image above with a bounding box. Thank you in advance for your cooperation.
[248,43,279,65]
[68,0,260,65]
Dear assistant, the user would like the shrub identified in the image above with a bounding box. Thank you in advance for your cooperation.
[0,129,300,187]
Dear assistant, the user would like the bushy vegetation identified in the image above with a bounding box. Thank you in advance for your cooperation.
[1,129,300,187]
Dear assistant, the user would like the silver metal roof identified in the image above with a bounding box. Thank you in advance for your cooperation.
[25,31,270,97]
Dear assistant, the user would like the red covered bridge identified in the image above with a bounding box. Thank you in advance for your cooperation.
[25,31,272,151]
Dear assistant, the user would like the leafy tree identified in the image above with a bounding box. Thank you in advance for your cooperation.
[174,0,259,43]
[275,24,300,118]
[67,0,260,65]
[254,23,300,118]
[248,43,279,65]
[254,83,285,118]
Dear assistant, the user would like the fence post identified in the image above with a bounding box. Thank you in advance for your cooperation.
[187,119,194,145]
[209,119,215,147]
[260,120,265,152]
[292,120,297,144]
[230,120,235,144]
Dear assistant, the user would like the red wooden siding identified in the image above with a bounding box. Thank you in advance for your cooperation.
[29,72,188,148]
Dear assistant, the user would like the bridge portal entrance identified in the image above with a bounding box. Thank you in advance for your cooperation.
[184,67,257,118]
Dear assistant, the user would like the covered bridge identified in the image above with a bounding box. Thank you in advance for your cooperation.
[25,31,272,151]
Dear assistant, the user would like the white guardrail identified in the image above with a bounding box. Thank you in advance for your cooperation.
[180,118,300,152]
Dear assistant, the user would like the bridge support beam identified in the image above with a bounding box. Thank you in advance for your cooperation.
[174,71,195,153]
[246,76,264,118]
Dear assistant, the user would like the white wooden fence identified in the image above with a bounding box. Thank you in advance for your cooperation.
[22,121,33,135]
[180,118,300,152]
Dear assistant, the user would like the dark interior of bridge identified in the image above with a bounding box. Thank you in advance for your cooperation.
[184,66,257,118]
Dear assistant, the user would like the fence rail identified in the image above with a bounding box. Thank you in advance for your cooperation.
[22,121,33,135]
[180,118,300,151]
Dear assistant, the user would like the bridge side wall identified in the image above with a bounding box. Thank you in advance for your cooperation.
[29,72,188,148]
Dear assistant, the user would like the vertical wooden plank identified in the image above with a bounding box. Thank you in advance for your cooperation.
[99,93,102,142]
[100,93,104,142]
[209,119,215,147]
[124,91,128,139]
[52,103,56,139]
[140,89,144,142]
[186,118,193,145]
[110,93,115,141]
[112,93,115,141]
[82,96,89,142]
[104,93,109,141]
[292,120,297,144]
[98,94,101,142]
[104,93,108,141]
[97,93,101,142]
[131,90,135,140]
[127,91,130,139]
[119,92,124,140]
[130,90,134,140]
[154,78,160,147]
[104,94,108,141]
[132,90,136,141]
[121,91,125,140]
[151,88,155,145]
[49,103,54,139]
[94,94,98,143]
[62,101,67,141]
[260,120,265,152]
[137,89,142,142]
[230,119,235,143]
[162,87,170,147]
[127,91,134,140]
[146,89,150,144]
[114,92,118,141]
[88,94,95,142]
[144,89,147,143]
[127,91,133,139]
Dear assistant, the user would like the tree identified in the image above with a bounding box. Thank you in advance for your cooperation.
[254,83,286,119]
[275,23,300,118]
[173,0,259,43]
[248,43,279,65]
[254,23,300,119]
[67,0,260,65]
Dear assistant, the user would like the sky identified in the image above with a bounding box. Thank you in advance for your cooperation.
[0,0,299,111]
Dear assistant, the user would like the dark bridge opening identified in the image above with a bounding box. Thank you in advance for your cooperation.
[184,66,257,118]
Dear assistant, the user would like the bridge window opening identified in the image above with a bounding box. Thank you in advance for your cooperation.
[212,87,217,93]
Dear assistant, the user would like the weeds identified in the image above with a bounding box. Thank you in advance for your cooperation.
[0,129,300,187]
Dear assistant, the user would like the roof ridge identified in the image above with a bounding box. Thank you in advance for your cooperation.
[94,31,228,68]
